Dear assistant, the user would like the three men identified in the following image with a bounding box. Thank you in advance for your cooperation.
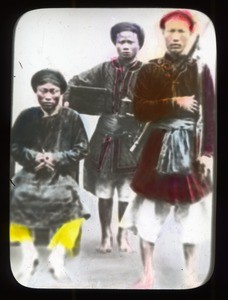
[11,10,215,289]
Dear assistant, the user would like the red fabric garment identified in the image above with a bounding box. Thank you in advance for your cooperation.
[132,128,212,204]
[131,54,215,204]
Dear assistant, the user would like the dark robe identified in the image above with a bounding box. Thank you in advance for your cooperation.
[64,58,144,195]
[10,106,90,229]
[131,53,215,204]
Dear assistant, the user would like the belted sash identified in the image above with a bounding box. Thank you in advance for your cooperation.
[155,118,200,174]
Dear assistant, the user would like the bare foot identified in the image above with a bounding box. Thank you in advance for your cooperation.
[48,245,69,281]
[118,236,133,253]
[184,271,200,289]
[96,236,113,253]
[49,265,70,282]
[117,229,133,253]
[132,276,154,289]
[17,258,39,286]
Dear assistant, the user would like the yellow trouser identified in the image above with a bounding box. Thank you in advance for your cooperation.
[10,218,84,255]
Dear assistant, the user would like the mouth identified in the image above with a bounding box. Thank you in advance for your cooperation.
[43,103,53,106]
[42,103,54,109]
[170,44,181,49]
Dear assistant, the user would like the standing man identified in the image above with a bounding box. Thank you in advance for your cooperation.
[63,22,144,253]
[121,10,215,288]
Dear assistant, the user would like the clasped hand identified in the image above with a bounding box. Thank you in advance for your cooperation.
[174,95,198,113]
[35,151,55,172]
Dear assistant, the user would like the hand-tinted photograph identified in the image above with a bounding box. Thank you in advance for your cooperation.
[10,8,216,289]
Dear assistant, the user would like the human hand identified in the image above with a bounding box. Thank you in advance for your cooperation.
[35,151,55,172]
[174,95,198,113]
[63,101,69,108]
[196,155,213,180]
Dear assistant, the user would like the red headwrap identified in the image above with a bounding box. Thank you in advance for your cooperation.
[160,10,195,32]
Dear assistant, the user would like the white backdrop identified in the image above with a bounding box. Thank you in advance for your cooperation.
[10,8,216,288]
[12,7,216,139]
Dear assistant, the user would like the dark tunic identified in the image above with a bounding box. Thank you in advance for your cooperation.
[10,106,90,229]
[64,59,144,195]
[131,53,215,204]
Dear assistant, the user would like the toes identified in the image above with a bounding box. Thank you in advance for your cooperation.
[96,238,113,253]
[96,245,112,253]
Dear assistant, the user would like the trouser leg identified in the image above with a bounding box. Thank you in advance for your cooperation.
[48,218,84,280]
[97,198,113,253]
[134,200,170,288]
[174,203,201,288]
[10,223,39,285]
[183,243,199,288]
[183,243,196,272]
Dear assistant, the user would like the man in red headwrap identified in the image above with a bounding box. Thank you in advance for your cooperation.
[121,10,215,288]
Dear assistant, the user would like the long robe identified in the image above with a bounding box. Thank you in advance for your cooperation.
[10,106,90,229]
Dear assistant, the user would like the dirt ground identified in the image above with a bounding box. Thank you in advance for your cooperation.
[10,188,214,290]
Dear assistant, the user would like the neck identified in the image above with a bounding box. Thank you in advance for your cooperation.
[118,56,137,67]
[166,52,186,63]
[41,104,60,117]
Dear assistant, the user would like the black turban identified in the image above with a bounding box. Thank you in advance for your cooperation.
[31,69,67,94]
[110,22,145,49]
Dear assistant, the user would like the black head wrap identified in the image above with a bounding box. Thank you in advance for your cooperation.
[31,69,67,94]
[110,22,145,49]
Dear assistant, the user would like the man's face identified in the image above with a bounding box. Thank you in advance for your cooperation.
[163,19,191,56]
[116,31,140,61]
[36,82,61,114]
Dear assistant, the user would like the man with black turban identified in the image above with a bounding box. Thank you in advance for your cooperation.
[10,69,90,285]
[63,22,145,254]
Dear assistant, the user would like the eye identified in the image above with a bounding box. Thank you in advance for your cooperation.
[37,88,60,94]
[38,88,48,94]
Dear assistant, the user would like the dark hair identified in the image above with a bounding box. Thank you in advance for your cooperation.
[160,10,195,32]
[110,22,145,48]
[31,69,67,94]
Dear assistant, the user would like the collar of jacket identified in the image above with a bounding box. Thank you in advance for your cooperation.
[111,57,143,71]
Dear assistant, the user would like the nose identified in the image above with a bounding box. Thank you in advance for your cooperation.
[172,32,180,41]
[44,92,53,100]
[122,43,130,49]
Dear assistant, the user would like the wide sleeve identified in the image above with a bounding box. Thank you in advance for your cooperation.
[53,111,89,170]
[201,64,216,156]
[133,64,176,123]
[11,109,39,168]
[63,63,104,103]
